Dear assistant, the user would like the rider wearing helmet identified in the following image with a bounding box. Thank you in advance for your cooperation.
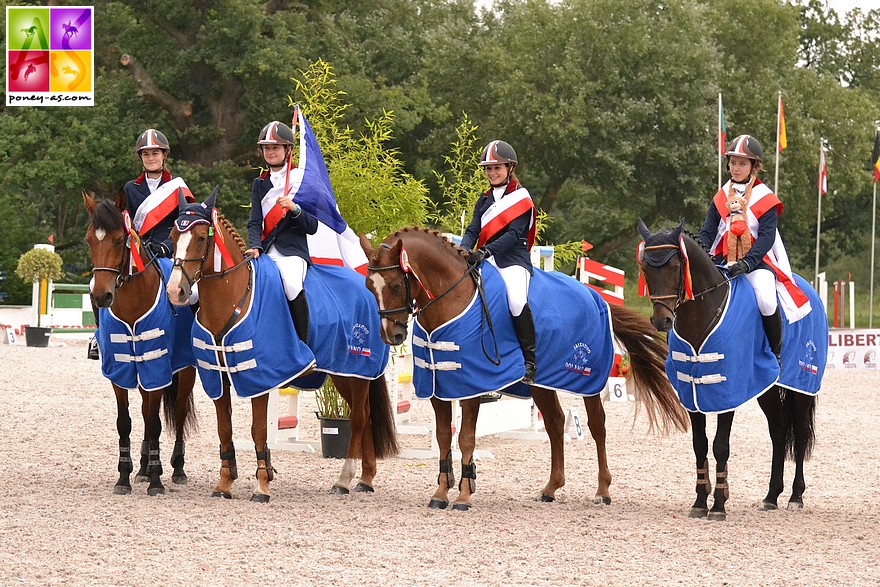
[696,134,802,366]
[460,140,538,384]
[88,129,193,360]
[246,121,318,344]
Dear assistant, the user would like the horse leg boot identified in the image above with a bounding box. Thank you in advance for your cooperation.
[288,291,310,344]
[87,300,100,360]
[512,304,537,385]
[762,308,783,367]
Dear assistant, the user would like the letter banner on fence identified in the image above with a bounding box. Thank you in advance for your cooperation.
[826,329,880,370]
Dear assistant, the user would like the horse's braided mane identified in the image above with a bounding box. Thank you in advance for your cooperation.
[217,211,246,253]
[387,226,469,260]
[682,228,711,256]
[91,199,124,232]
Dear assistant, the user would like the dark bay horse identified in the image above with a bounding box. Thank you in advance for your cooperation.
[84,192,197,496]
[637,221,822,520]
[165,191,397,502]
[363,227,689,510]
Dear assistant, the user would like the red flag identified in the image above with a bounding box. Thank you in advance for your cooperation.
[48,234,54,245]
[818,145,828,196]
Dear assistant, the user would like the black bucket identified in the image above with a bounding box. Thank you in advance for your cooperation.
[25,326,51,348]
[318,417,351,459]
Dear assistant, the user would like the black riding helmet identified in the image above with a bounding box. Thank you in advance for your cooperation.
[479,140,517,167]
[725,135,764,163]
[135,129,170,154]
[258,121,294,146]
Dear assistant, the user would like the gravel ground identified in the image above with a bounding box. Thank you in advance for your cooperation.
[1,339,878,587]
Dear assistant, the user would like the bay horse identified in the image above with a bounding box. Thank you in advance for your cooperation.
[363,227,689,510]
[165,191,398,502]
[637,220,824,520]
[83,192,197,496]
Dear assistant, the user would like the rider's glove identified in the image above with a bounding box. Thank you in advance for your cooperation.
[147,241,172,258]
[467,248,490,266]
[727,259,750,277]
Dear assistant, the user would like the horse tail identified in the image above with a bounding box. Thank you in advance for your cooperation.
[785,391,816,461]
[609,304,689,434]
[368,376,400,459]
[162,369,198,440]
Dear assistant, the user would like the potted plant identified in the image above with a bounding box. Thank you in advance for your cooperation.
[314,378,351,458]
[15,247,63,347]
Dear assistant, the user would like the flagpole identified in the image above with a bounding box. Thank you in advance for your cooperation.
[717,93,723,190]
[871,122,880,328]
[775,92,781,196]
[814,139,824,289]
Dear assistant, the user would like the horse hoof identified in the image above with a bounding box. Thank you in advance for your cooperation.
[786,500,804,511]
[353,482,374,493]
[250,493,270,503]
[758,500,778,511]
[330,485,350,495]
[593,496,612,506]
[451,502,471,511]
[113,485,132,495]
[172,475,188,485]
[211,490,233,499]
[539,493,555,503]
[427,499,448,510]
[707,511,727,522]
[688,507,708,519]
[147,486,166,497]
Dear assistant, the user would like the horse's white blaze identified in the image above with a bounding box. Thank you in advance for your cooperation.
[367,272,390,336]
[165,232,193,301]
[174,232,193,261]
[94,228,106,241]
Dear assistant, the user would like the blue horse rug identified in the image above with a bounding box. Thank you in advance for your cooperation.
[97,258,195,392]
[289,264,390,390]
[412,262,615,400]
[192,256,316,399]
[667,273,826,414]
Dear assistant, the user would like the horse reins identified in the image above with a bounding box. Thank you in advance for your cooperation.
[367,242,501,366]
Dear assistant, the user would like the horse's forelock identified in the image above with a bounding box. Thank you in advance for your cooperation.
[91,199,124,233]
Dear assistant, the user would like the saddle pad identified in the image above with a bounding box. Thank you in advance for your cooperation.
[412,262,615,400]
[97,258,195,392]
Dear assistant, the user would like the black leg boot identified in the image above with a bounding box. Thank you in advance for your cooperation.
[288,291,310,345]
[87,301,100,360]
[511,304,537,384]
[762,308,783,367]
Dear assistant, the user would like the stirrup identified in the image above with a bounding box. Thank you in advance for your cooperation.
[87,336,100,360]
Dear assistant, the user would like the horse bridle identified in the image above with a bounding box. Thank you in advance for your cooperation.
[91,234,158,289]
[170,226,252,290]
[366,242,479,328]
[640,242,733,317]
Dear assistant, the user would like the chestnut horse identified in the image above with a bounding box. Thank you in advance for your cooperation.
[363,227,689,510]
[165,191,398,502]
[637,221,823,520]
[83,192,197,496]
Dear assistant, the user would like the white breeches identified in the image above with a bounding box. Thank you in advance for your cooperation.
[743,267,777,316]
[268,247,307,301]
[487,258,530,316]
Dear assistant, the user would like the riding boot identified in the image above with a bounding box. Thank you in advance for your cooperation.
[287,291,310,345]
[87,301,100,360]
[511,304,537,384]
[762,308,783,368]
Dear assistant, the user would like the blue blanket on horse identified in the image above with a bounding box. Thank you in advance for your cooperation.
[289,264,390,390]
[667,273,826,413]
[412,263,615,400]
[192,256,315,399]
[97,258,195,392]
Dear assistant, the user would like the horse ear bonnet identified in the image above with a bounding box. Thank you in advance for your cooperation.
[175,201,212,232]
[640,226,682,267]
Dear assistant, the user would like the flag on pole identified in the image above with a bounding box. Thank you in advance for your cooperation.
[872,128,880,183]
[819,144,828,196]
[718,95,727,155]
[778,96,787,151]
[48,234,54,245]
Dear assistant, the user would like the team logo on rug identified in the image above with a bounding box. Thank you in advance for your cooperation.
[798,339,820,374]
[348,323,371,357]
[564,342,593,376]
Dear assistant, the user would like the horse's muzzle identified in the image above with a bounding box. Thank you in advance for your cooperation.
[651,315,673,332]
